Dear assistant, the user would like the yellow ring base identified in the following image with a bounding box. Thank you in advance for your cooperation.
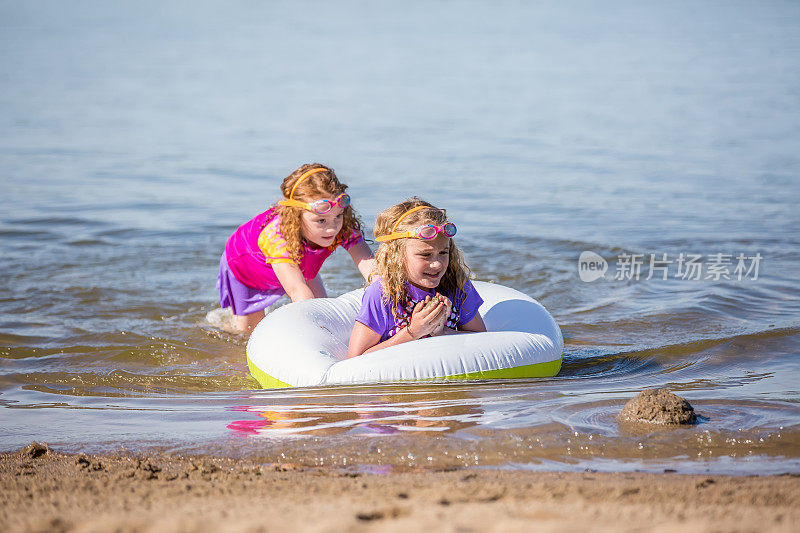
[247,355,562,390]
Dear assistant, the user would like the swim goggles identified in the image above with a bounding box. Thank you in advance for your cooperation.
[280,193,351,215]
[278,167,351,214]
[376,205,457,242]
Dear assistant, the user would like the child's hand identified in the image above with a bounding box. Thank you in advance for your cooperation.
[430,295,452,336]
[407,296,447,339]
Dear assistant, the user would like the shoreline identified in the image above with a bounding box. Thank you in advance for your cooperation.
[2,443,798,532]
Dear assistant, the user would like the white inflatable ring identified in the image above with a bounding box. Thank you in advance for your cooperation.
[246,281,563,388]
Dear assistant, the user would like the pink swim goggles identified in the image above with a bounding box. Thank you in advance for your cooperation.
[281,193,350,214]
[376,205,457,242]
[278,167,351,214]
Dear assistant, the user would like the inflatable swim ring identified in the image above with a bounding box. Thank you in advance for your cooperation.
[246,281,563,388]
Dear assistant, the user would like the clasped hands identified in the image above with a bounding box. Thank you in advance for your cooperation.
[406,294,453,340]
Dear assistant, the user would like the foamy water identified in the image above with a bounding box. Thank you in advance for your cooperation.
[1,0,799,474]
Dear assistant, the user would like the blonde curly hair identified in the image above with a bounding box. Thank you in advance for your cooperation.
[275,163,363,264]
[374,197,471,317]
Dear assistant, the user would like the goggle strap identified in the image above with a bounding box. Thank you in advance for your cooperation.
[279,193,349,214]
[376,231,411,242]
[376,222,456,242]
[277,199,307,209]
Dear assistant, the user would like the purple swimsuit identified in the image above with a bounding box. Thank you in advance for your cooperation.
[355,279,484,342]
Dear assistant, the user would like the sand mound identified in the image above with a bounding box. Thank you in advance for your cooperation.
[19,441,50,459]
[618,388,697,425]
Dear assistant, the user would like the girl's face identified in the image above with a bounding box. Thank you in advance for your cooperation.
[403,233,450,290]
[300,201,345,248]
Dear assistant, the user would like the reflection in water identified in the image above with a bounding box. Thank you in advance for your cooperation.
[215,395,800,474]
[227,389,482,436]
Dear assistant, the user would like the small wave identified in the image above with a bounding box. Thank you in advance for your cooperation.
[205,307,235,332]
[9,369,255,398]
[560,323,800,388]
[559,349,660,380]
[620,323,800,359]
[0,228,55,239]
[0,333,51,351]
[5,216,94,227]
[66,238,111,246]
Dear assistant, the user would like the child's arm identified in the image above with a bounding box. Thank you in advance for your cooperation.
[347,322,384,357]
[306,274,327,298]
[348,297,446,357]
[458,313,487,332]
[347,240,377,281]
[434,313,487,335]
[272,262,317,302]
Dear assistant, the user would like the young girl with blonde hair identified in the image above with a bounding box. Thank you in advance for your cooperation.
[348,198,486,357]
[217,163,375,333]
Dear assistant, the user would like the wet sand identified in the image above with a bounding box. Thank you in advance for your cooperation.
[2,444,798,532]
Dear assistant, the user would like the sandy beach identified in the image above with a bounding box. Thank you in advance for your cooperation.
[2,443,797,532]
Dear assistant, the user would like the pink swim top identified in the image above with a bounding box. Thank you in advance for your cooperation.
[224,207,364,290]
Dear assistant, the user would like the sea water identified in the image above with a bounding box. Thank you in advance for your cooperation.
[1,0,799,474]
